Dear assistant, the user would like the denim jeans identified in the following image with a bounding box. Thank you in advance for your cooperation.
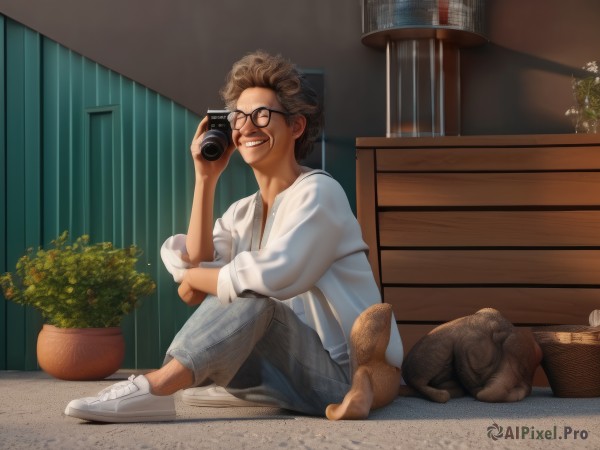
[164,296,351,416]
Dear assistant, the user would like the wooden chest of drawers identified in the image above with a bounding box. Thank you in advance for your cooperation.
[356,134,600,382]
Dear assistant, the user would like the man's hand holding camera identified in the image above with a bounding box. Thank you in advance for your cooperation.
[180,111,235,306]
[190,112,235,179]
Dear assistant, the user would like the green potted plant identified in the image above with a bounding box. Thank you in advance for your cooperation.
[0,231,156,380]
[565,60,600,133]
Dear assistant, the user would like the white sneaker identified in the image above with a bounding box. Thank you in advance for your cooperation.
[64,375,176,422]
[181,384,266,407]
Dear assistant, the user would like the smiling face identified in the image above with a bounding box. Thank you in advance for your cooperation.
[233,87,305,172]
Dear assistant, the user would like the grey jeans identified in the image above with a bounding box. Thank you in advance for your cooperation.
[164,295,351,416]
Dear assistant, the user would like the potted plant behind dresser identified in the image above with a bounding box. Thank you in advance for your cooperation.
[0,232,156,380]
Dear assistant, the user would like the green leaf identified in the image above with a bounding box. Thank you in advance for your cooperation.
[0,231,156,328]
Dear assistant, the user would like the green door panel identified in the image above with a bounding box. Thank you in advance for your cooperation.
[1,16,257,369]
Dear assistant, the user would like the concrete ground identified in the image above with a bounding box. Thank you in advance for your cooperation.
[1,370,599,450]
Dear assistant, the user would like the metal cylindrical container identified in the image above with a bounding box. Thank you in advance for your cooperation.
[362,0,487,137]
[386,38,460,137]
[362,0,487,47]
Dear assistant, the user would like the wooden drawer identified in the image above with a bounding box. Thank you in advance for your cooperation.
[356,134,600,328]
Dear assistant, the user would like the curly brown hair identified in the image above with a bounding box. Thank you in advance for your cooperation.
[220,51,322,162]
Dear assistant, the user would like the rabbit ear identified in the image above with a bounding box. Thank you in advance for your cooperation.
[349,303,392,365]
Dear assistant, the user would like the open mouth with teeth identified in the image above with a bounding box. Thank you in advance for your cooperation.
[244,139,268,148]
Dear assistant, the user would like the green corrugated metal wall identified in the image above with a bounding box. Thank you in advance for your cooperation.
[1,16,258,370]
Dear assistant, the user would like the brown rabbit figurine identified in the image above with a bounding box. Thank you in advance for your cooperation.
[402,308,542,403]
[326,303,401,420]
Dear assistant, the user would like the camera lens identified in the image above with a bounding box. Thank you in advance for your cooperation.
[200,130,228,161]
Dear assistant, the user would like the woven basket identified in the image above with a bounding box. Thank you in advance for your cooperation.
[532,325,600,398]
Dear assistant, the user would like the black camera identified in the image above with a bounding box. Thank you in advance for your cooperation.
[201,110,232,161]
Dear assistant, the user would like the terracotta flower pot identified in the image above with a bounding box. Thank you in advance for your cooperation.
[37,324,125,381]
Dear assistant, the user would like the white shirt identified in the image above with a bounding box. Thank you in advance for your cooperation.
[162,169,403,370]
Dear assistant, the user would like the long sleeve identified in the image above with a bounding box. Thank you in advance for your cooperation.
[217,174,368,304]
[163,169,403,369]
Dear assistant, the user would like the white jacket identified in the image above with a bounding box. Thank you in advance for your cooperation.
[162,169,403,370]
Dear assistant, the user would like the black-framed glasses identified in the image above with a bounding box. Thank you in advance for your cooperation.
[227,107,289,130]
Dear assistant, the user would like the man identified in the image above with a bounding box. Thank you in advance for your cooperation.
[65,51,403,422]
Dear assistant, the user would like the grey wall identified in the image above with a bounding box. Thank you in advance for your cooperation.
[462,0,600,135]
[1,0,600,195]
[0,0,387,202]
